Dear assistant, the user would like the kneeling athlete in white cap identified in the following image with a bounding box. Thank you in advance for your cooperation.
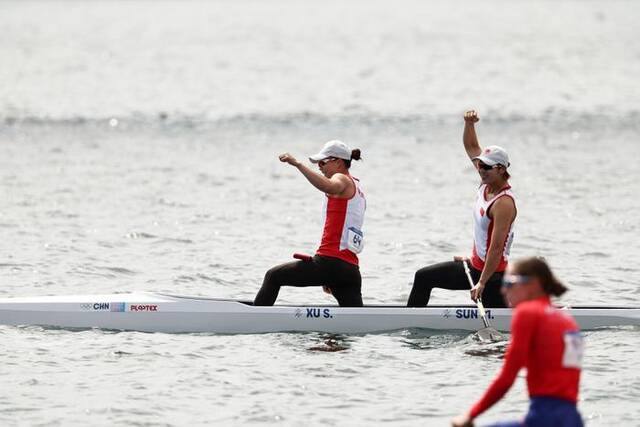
[407,110,517,308]
[254,140,366,307]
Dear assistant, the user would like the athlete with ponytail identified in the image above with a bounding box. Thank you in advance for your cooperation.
[254,140,366,306]
[452,257,584,427]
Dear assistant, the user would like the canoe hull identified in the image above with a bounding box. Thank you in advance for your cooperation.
[0,293,638,334]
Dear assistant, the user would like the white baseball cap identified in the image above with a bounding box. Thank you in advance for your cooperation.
[472,145,510,167]
[309,140,352,163]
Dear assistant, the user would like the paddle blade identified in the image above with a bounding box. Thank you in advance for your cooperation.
[477,327,504,342]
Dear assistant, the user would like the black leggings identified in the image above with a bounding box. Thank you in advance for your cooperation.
[407,260,507,308]
[254,255,363,307]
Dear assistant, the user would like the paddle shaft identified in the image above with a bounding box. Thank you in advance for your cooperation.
[462,260,491,329]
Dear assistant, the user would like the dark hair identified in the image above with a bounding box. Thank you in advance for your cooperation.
[342,148,362,169]
[512,257,567,297]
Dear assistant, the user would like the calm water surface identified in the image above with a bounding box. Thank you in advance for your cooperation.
[1,0,639,426]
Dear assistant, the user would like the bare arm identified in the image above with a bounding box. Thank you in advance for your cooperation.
[463,110,482,160]
[297,163,350,195]
[279,153,350,195]
[470,196,516,301]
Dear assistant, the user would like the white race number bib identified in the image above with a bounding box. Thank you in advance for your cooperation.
[347,227,364,254]
[562,331,584,369]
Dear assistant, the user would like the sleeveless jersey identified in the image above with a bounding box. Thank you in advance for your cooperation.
[470,184,516,272]
[469,296,583,419]
[316,176,366,265]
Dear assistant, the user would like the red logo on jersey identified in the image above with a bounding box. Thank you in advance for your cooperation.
[479,207,485,216]
[484,148,491,154]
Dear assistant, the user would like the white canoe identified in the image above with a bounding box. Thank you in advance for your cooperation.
[0,292,638,334]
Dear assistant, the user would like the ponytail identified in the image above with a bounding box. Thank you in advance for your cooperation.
[344,148,362,169]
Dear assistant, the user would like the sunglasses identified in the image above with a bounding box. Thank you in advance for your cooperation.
[319,157,337,167]
[477,162,498,171]
[502,274,531,289]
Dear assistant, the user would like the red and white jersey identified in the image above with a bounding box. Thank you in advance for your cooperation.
[316,176,366,265]
[470,184,516,272]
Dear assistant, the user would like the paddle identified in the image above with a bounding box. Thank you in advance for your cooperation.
[462,260,504,342]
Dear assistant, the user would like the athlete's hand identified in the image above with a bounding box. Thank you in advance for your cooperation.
[451,414,474,427]
[470,282,485,302]
[464,110,479,123]
[453,255,470,262]
[322,286,333,295]
[279,152,300,167]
